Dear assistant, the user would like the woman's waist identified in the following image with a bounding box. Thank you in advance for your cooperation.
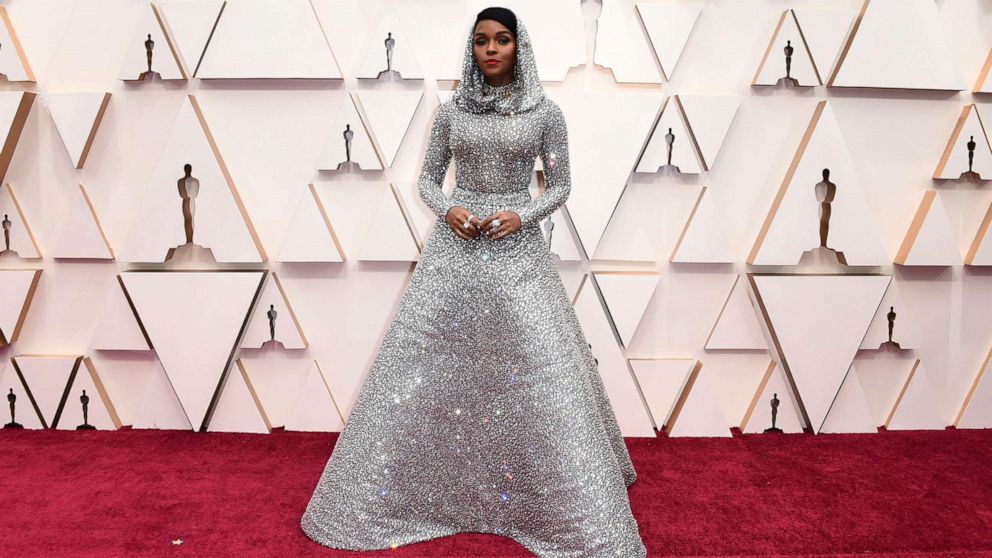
[451,184,532,202]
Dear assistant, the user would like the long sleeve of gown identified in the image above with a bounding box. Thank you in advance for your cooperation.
[418,102,457,220]
[516,101,571,229]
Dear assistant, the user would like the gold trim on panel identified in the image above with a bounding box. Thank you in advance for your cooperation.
[0,7,36,82]
[307,182,346,261]
[50,355,84,429]
[150,3,189,80]
[665,360,702,433]
[825,0,870,87]
[965,202,992,265]
[0,269,42,347]
[739,360,777,431]
[953,346,992,427]
[9,356,46,427]
[76,94,112,169]
[1,183,41,258]
[0,93,35,184]
[199,270,267,432]
[82,356,123,429]
[270,272,309,347]
[236,359,272,432]
[748,100,826,264]
[933,104,976,179]
[671,185,707,262]
[188,94,268,262]
[974,48,992,93]
[314,360,346,426]
[894,190,936,264]
[884,358,920,429]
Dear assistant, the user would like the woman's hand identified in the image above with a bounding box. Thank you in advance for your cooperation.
[480,210,521,240]
[445,206,483,240]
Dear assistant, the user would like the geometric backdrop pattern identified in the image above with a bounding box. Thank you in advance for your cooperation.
[1,0,991,437]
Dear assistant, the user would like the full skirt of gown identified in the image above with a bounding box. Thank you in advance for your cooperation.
[300,185,648,558]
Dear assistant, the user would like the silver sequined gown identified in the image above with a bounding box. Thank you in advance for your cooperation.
[301,16,647,558]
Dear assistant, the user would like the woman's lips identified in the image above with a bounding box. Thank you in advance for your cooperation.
[485,60,500,66]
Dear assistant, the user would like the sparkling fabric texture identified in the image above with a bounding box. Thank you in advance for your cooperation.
[300,15,647,558]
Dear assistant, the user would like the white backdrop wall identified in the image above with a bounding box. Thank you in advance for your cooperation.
[1,0,991,435]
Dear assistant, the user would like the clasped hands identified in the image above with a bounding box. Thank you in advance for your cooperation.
[445,206,521,241]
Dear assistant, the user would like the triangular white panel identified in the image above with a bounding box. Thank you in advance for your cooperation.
[706,275,766,351]
[741,361,804,434]
[121,271,264,430]
[122,96,265,263]
[286,361,344,432]
[118,4,186,81]
[545,206,583,262]
[353,5,423,80]
[749,101,888,266]
[355,89,424,168]
[44,92,110,169]
[52,184,114,260]
[636,3,701,81]
[241,273,307,349]
[854,355,914,426]
[594,272,659,348]
[976,50,992,93]
[207,360,271,434]
[56,358,122,431]
[196,0,341,79]
[0,269,41,346]
[934,104,992,181]
[828,0,965,91]
[885,359,943,431]
[750,274,890,433]
[629,358,694,432]
[357,184,420,262]
[791,8,856,81]
[593,191,657,262]
[671,186,734,264]
[316,93,382,171]
[558,91,663,257]
[753,10,820,86]
[0,183,41,258]
[820,365,876,434]
[394,180,437,245]
[0,7,35,82]
[0,363,44,428]
[667,362,732,437]
[675,95,740,171]
[12,355,79,427]
[594,0,662,83]
[276,184,346,263]
[238,355,310,429]
[860,279,920,350]
[967,202,992,266]
[637,97,701,174]
[89,276,150,351]
[895,191,961,266]
[573,274,655,437]
[156,0,225,77]
[0,92,33,178]
[956,347,992,429]
[132,361,192,430]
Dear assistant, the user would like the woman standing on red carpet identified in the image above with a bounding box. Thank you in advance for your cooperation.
[300,7,647,557]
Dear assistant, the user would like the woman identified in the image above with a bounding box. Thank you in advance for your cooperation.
[300,7,647,557]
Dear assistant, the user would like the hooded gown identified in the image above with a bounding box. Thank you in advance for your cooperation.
[300,16,647,558]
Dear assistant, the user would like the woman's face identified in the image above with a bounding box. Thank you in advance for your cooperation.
[473,19,515,85]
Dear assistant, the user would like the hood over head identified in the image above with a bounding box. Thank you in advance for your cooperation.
[452,11,545,116]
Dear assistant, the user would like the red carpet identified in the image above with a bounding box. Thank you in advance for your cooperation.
[1,427,991,557]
